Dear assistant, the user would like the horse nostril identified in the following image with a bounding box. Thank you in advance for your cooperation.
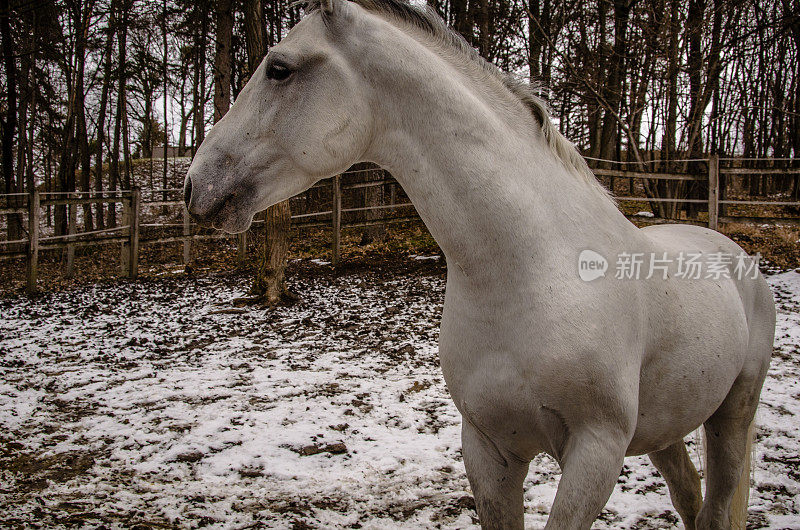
[184,177,193,209]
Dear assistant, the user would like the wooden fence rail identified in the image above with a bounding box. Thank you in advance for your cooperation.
[2,157,800,293]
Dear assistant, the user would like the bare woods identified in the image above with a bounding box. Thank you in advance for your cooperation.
[0,0,797,275]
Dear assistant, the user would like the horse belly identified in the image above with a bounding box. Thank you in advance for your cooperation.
[628,280,749,455]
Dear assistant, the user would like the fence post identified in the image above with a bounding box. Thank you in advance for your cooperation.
[183,205,191,265]
[384,176,396,232]
[332,175,342,266]
[129,187,140,278]
[121,193,130,275]
[708,154,720,231]
[237,232,247,264]
[26,190,39,294]
[65,196,77,278]
[121,188,140,278]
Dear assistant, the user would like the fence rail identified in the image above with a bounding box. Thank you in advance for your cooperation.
[2,157,800,293]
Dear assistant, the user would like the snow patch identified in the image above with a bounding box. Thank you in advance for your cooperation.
[0,270,797,527]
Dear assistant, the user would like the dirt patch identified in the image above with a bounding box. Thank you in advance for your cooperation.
[0,440,96,494]
[291,442,348,457]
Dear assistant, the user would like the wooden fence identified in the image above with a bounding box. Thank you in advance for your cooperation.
[593,155,800,229]
[2,157,799,293]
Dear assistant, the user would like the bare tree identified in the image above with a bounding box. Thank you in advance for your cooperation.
[2,0,798,271]
[243,0,293,305]
[94,0,117,230]
[1,0,21,239]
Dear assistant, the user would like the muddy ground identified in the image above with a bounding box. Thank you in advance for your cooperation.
[1,259,799,529]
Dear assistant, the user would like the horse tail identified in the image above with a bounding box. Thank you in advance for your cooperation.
[729,419,755,529]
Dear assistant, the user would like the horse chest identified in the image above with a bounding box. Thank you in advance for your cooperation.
[437,316,565,456]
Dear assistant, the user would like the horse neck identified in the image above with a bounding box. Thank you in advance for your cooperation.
[360,46,637,291]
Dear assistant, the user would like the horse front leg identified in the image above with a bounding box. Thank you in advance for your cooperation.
[462,419,529,530]
[544,427,629,529]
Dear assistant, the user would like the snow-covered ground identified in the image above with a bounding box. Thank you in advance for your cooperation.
[0,266,798,529]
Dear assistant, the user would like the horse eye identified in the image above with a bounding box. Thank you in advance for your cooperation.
[266,63,292,81]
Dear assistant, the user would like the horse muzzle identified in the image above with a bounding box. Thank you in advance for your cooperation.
[183,172,253,234]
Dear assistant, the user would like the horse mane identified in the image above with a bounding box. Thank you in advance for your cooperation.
[304,0,613,201]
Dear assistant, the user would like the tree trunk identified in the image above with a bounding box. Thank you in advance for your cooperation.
[539,0,552,88]
[663,0,679,164]
[179,74,189,156]
[450,0,471,44]
[213,0,234,123]
[76,1,95,231]
[244,0,265,74]
[25,57,36,198]
[142,92,153,159]
[163,0,169,196]
[686,0,707,162]
[655,0,681,218]
[477,0,489,58]
[55,20,80,238]
[16,29,29,199]
[586,1,607,159]
[599,0,634,163]
[528,0,541,81]
[244,0,293,305]
[194,6,208,152]
[94,0,115,230]
[251,200,292,300]
[1,0,22,240]
[46,121,52,226]
[118,0,132,190]
[787,0,800,168]
[109,0,129,225]
[191,31,201,157]
[684,0,723,217]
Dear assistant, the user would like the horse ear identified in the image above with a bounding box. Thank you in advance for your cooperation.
[320,0,335,14]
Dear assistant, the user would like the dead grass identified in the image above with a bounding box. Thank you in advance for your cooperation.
[0,220,440,297]
[727,224,800,271]
[0,217,795,297]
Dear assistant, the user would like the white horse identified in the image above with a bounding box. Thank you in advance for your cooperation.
[184,1,776,527]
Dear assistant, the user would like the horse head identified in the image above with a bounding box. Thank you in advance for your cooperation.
[184,0,374,233]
